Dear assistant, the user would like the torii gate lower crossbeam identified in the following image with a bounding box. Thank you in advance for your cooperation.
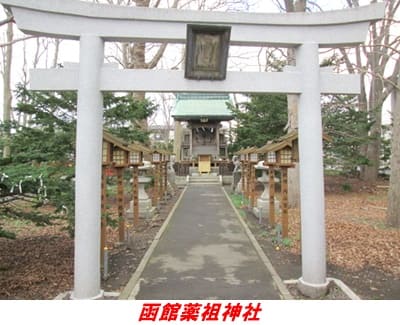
[1,0,384,299]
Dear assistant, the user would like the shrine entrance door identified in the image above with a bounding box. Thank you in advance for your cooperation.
[198,155,211,174]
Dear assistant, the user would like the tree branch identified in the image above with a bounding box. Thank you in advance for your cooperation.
[146,43,168,69]
[0,15,14,26]
[0,35,37,48]
[339,48,356,74]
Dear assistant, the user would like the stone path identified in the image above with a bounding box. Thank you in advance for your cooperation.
[122,184,287,300]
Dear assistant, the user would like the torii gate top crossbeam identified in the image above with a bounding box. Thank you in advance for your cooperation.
[2,0,384,47]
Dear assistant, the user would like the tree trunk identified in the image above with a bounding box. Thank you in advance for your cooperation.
[51,39,61,68]
[360,0,400,182]
[340,1,400,182]
[387,77,400,228]
[2,10,13,159]
[287,91,300,208]
[363,59,385,183]
[358,67,369,179]
[130,0,150,130]
[284,0,305,208]
[174,121,183,161]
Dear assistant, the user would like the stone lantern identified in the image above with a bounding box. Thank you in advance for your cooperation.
[159,149,170,201]
[151,150,163,207]
[233,149,245,194]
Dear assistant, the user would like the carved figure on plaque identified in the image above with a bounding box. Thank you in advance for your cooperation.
[194,34,220,72]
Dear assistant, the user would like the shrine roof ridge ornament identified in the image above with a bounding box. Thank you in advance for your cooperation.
[2,0,385,47]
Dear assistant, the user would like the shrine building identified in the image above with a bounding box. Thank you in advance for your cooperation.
[172,93,233,174]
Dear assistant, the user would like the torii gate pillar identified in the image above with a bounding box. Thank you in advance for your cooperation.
[296,42,328,297]
[72,35,104,299]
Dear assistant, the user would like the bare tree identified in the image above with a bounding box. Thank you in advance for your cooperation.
[387,75,400,228]
[340,0,400,182]
[1,8,13,158]
[93,0,179,134]
[278,0,400,189]
[148,93,175,144]
[1,5,61,132]
[0,13,36,48]
[51,39,61,68]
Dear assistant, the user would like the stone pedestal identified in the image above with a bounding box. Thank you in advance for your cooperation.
[235,178,243,194]
[126,176,155,221]
[167,162,177,196]
[232,170,241,193]
[253,164,280,223]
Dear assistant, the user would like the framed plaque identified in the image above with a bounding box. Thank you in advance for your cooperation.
[185,24,231,80]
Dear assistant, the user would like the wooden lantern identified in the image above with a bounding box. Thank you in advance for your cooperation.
[243,147,256,162]
[249,152,259,163]
[266,151,277,165]
[273,130,314,164]
[102,141,112,166]
[152,151,162,163]
[112,147,128,167]
[129,150,143,166]
[263,142,294,167]
[277,146,293,166]
[235,148,246,162]
[274,132,298,165]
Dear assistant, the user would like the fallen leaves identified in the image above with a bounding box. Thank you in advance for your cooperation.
[285,186,400,278]
[0,233,73,299]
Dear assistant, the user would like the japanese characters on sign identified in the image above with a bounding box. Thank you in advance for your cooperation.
[139,302,262,322]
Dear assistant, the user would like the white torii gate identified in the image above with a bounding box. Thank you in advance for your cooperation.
[1,0,384,299]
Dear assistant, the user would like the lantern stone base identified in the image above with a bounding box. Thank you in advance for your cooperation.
[235,179,242,194]
[231,171,241,193]
[166,182,176,197]
[167,165,177,192]
[126,199,155,220]
[125,176,155,221]
[252,165,280,223]
[253,198,280,223]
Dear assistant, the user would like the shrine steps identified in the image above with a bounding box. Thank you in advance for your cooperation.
[188,174,221,185]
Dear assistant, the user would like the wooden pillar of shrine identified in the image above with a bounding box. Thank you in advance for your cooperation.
[116,167,125,242]
[132,165,139,227]
[269,166,276,227]
[250,164,256,208]
[100,167,107,264]
[281,167,289,238]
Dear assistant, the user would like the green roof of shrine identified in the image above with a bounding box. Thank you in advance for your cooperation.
[172,93,233,121]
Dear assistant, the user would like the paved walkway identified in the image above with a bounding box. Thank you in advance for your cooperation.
[121,184,289,300]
